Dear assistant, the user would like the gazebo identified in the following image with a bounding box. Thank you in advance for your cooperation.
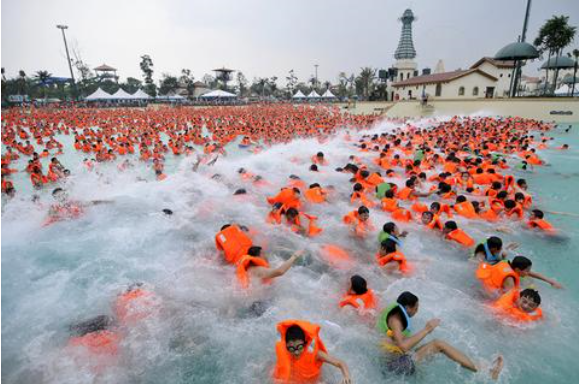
[94,64,118,82]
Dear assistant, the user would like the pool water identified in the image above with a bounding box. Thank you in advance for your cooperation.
[2,119,578,384]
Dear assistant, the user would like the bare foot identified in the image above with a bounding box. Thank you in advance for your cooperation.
[490,355,504,380]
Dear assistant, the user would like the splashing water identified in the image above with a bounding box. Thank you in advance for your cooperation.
[2,118,579,384]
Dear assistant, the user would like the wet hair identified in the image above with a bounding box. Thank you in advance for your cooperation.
[286,325,306,343]
[220,224,231,231]
[517,178,527,187]
[360,170,370,178]
[514,192,525,201]
[487,236,503,250]
[292,187,301,194]
[353,183,363,192]
[497,191,508,199]
[162,209,173,215]
[289,174,301,180]
[248,246,262,256]
[309,183,321,189]
[233,188,247,195]
[491,181,502,190]
[381,239,397,253]
[309,164,319,172]
[70,315,113,337]
[382,222,396,234]
[285,207,299,217]
[444,221,458,231]
[430,202,441,212]
[456,195,467,203]
[52,188,64,196]
[358,206,370,215]
[504,200,516,209]
[405,179,415,188]
[520,289,541,305]
[510,256,532,271]
[532,209,544,219]
[384,189,395,198]
[350,275,368,295]
[397,291,418,308]
[316,152,324,157]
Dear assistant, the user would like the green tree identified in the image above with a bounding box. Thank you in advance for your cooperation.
[159,73,179,95]
[34,70,52,98]
[179,69,194,95]
[140,55,156,96]
[286,69,298,98]
[236,72,248,97]
[123,77,142,93]
[18,70,27,95]
[570,49,579,95]
[356,67,377,100]
[534,15,577,93]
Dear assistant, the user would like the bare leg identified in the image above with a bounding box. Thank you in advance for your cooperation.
[415,339,504,380]
[414,339,477,372]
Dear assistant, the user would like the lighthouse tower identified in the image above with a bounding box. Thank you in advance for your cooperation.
[394,9,418,83]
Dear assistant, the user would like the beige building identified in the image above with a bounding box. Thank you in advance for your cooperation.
[393,68,498,100]
[469,57,515,97]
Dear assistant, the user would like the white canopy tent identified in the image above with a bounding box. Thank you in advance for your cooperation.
[292,90,306,99]
[111,88,134,99]
[307,90,321,99]
[132,89,152,100]
[199,89,237,99]
[322,89,337,99]
[554,84,579,96]
[157,93,186,101]
[85,88,114,101]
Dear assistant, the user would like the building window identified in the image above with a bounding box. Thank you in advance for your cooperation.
[508,74,511,77]
[473,86,479,96]
[400,73,403,81]
[407,73,410,79]
[500,73,503,77]
[435,84,442,97]
[458,86,465,96]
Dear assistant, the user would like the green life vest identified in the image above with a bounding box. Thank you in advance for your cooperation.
[414,150,424,162]
[375,182,391,199]
[377,303,412,337]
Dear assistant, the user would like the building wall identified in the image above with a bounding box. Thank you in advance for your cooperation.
[394,71,498,100]
[476,62,513,97]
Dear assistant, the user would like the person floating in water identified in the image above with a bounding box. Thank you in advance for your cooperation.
[378,291,503,379]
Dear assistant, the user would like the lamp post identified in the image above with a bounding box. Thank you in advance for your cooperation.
[512,0,532,97]
[56,24,77,99]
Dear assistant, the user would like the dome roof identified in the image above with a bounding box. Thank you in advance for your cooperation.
[540,56,576,69]
[494,42,539,60]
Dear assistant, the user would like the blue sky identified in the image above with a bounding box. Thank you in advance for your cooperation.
[2,0,578,84]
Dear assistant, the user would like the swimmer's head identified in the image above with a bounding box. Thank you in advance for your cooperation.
[309,164,319,172]
[518,289,541,313]
[421,211,434,225]
[443,220,457,234]
[382,222,397,235]
[380,239,397,255]
[285,325,307,357]
[285,207,299,220]
[247,246,263,257]
[350,275,368,295]
[233,188,247,195]
[397,291,419,317]
[510,256,532,276]
[52,188,67,202]
[486,236,503,253]
[530,209,544,220]
[358,206,370,221]
[162,209,173,215]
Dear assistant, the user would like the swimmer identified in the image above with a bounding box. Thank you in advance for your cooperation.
[493,288,543,323]
[378,222,408,246]
[339,275,378,315]
[378,291,503,379]
[236,246,304,289]
[273,320,352,383]
[442,221,475,247]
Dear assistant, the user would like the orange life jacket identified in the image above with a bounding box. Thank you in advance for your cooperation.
[527,218,555,232]
[411,202,428,213]
[68,330,120,355]
[274,320,327,383]
[288,213,323,237]
[476,261,520,293]
[304,187,326,204]
[115,288,154,325]
[339,290,377,312]
[396,187,416,201]
[446,228,475,247]
[343,211,373,237]
[376,251,411,273]
[215,225,253,264]
[268,188,301,209]
[235,255,270,289]
[454,201,478,219]
[381,197,399,212]
[391,208,412,222]
[493,289,543,322]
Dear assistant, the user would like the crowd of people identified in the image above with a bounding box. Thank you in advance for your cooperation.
[1,105,570,382]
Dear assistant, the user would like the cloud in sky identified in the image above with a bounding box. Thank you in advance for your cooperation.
[2,0,578,84]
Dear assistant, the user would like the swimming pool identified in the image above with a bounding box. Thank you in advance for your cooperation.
[2,118,578,384]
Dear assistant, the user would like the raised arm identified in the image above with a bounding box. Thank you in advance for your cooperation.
[316,351,352,384]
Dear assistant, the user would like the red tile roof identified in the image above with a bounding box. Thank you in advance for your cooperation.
[392,69,497,87]
[470,57,516,69]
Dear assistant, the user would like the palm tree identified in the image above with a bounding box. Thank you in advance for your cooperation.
[18,70,27,95]
[534,15,577,93]
[34,70,52,98]
[357,67,377,100]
